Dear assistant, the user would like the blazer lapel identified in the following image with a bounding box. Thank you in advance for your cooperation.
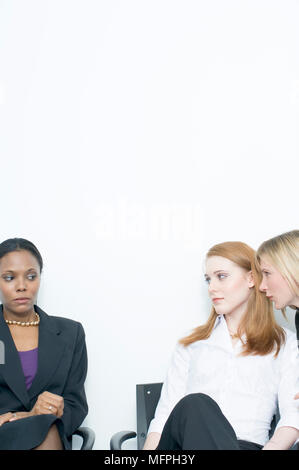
[0,305,30,409]
[28,306,66,400]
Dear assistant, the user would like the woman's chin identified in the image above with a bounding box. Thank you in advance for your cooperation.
[274,301,285,310]
[213,306,228,316]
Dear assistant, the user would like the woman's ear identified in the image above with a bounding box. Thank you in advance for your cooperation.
[247,270,255,288]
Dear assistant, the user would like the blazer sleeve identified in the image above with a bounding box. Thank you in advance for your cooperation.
[60,322,88,437]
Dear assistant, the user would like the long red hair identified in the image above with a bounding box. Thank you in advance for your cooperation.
[180,241,285,356]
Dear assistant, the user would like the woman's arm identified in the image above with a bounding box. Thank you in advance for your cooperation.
[143,342,190,446]
[60,322,88,437]
[143,432,161,450]
[262,426,299,450]
[273,332,299,449]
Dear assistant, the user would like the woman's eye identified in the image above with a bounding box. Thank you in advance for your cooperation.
[218,274,227,280]
[2,274,37,281]
[205,274,226,283]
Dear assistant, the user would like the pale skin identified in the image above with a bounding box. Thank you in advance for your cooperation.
[143,256,299,450]
[259,256,299,401]
[0,250,64,450]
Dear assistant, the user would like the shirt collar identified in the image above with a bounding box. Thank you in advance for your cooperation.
[213,314,225,330]
[213,313,247,343]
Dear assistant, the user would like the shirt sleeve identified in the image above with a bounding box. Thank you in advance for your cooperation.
[147,342,190,434]
[276,331,299,431]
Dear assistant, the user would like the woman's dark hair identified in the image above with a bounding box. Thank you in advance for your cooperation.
[0,238,43,273]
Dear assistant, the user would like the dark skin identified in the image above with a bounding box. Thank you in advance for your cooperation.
[0,250,63,449]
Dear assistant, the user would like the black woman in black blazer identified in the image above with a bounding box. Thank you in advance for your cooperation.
[0,238,88,449]
[0,304,88,449]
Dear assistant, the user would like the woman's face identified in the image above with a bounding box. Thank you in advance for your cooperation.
[0,250,41,316]
[259,256,297,309]
[205,256,254,317]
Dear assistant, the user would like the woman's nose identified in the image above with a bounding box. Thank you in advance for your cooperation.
[208,279,217,294]
[16,278,27,291]
[259,278,267,292]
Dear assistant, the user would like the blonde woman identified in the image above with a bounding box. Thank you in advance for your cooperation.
[143,242,299,450]
[257,229,299,400]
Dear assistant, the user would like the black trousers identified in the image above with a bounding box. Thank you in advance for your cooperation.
[157,393,263,450]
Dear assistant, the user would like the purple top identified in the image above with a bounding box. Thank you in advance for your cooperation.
[18,348,38,390]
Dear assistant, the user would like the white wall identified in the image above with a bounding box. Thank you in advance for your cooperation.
[0,0,298,449]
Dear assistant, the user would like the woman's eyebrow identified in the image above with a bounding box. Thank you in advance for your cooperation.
[205,270,226,277]
[1,268,37,274]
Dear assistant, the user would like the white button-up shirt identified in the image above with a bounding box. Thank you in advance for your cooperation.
[148,315,299,446]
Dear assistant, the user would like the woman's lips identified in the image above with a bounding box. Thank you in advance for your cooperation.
[212,298,224,303]
[13,298,30,304]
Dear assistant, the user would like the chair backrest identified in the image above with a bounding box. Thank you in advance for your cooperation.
[135,382,279,449]
[269,409,279,439]
[136,382,163,450]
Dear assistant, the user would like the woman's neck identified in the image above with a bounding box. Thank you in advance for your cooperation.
[3,306,36,323]
[224,307,247,334]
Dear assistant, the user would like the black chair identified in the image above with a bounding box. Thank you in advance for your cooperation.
[73,426,96,450]
[110,383,162,450]
[110,382,298,450]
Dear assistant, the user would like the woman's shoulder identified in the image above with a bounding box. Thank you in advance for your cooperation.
[278,326,297,357]
[36,306,85,336]
[50,314,83,330]
[281,326,296,341]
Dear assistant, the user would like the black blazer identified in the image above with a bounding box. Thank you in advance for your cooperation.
[0,304,88,449]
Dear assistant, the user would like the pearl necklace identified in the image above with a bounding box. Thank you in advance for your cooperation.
[5,312,40,327]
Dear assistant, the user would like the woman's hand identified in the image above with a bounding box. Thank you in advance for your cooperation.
[0,392,64,425]
[30,391,64,418]
[0,412,24,426]
[0,411,34,425]
[294,392,299,400]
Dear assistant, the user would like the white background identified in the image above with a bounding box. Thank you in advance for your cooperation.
[0,0,298,449]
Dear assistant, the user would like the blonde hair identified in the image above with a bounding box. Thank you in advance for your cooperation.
[256,230,299,310]
[180,241,285,356]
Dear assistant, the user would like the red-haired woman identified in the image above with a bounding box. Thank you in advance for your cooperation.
[143,242,299,450]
